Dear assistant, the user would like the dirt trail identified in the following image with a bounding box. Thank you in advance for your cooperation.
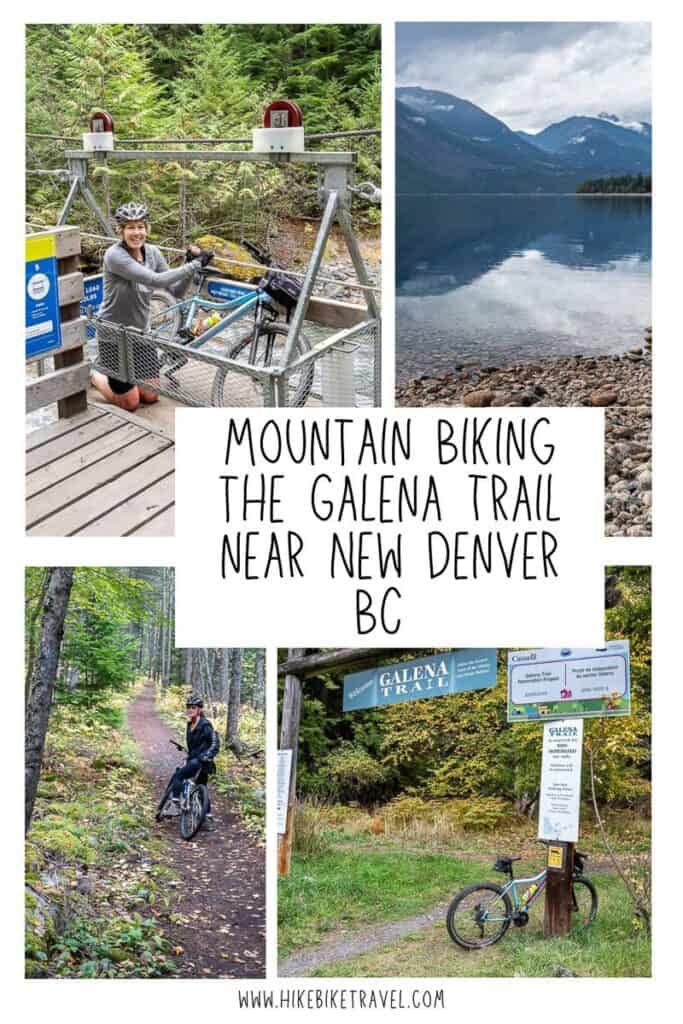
[278,904,450,977]
[127,685,265,978]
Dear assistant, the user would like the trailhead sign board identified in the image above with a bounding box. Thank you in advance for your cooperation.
[343,649,497,712]
[538,719,584,843]
[26,233,62,359]
[276,749,293,835]
[507,641,630,723]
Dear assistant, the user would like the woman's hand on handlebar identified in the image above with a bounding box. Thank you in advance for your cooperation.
[185,244,214,267]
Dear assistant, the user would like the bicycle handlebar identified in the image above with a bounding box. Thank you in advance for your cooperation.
[240,238,274,268]
[169,739,186,752]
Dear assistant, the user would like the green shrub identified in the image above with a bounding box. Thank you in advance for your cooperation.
[460,797,509,832]
[319,743,390,805]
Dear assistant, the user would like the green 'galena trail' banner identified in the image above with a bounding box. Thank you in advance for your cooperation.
[343,650,498,711]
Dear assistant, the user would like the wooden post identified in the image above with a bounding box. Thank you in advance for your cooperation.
[277,647,304,878]
[543,841,575,937]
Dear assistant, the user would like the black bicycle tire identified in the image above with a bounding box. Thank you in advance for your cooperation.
[179,783,209,840]
[155,781,174,821]
[446,883,513,950]
[210,321,314,407]
[149,289,183,342]
[571,876,598,926]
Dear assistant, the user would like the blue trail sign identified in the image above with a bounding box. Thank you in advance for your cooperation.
[343,650,497,712]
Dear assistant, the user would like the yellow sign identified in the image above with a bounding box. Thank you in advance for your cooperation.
[547,844,564,870]
[26,232,57,262]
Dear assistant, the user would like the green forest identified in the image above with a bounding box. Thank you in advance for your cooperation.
[278,567,651,977]
[25,24,381,253]
[25,567,265,979]
[577,174,651,194]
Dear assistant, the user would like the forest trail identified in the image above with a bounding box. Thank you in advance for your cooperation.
[278,903,450,977]
[128,685,265,978]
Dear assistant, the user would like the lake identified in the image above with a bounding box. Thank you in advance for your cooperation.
[396,195,651,384]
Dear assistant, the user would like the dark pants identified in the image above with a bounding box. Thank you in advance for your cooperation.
[170,758,211,812]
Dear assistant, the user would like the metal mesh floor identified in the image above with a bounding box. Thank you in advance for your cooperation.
[92,315,378,408]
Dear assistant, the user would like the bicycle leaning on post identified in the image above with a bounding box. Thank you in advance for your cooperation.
[445,847,598,949]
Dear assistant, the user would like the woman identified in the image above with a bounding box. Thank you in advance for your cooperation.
[91,201,213,412]
[169,694,220,830]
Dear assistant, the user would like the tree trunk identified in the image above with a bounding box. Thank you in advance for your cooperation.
[226,648,245,756]
[25,568,74,834]
[25,568,50,701]
[254,649,265,710]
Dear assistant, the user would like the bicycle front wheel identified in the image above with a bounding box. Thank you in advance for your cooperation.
[571,877,598,927]
[149,289,182,341]
[446,883,513,950]
[210,321,314,407]
[179,784,209,840]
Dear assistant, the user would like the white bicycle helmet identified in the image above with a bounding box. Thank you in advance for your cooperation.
[114,201,150,225]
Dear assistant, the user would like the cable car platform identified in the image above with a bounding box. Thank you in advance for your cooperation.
[25,405,175,536]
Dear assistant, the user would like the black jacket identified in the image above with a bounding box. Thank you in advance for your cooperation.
[186,716,220,763]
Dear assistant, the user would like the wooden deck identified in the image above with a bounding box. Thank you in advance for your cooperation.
[26,406,175,536]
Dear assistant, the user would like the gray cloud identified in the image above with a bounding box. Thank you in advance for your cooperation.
[396,22,651,132]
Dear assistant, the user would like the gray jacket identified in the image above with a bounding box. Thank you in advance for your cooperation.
[98,241,200,330]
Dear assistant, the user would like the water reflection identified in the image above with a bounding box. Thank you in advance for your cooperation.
[396,196,651,381]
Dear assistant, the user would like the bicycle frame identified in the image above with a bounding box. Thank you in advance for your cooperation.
[157,286,268,350]
[480,868,548,923]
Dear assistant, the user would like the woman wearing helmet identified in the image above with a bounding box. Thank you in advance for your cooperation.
[167,694,221,827]
[91,202,213,411]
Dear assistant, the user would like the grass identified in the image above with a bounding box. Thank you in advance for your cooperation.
[278,848,482,957]
[310,874,650,978]
[278,835,651,977]
[25,686,176,978]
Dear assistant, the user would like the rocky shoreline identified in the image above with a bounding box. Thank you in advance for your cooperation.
[396,329,652,537]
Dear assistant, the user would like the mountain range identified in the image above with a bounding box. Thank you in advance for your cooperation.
[397,87,651,194]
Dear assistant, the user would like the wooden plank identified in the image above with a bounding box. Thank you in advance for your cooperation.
[25,318,87,366]
[126,503,175,536]
[80,474,175,536]
[26,436,173,532]
[58,272,84,306]
[27,226,81,259]
[53,346,88,418]
[26,407,104,451]
[26,411,123,470]
[25,362,90,413]
[26,421,147,498]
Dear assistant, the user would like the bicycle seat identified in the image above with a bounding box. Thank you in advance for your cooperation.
[493,856,521,874]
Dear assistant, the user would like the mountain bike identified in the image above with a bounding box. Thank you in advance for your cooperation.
[155,740,209,840]
[445,848,598,949]
[149,239,314,407]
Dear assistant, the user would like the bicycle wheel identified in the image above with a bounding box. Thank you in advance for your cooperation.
[571,877,598,927]
[210,321,314,407]
[179,783,209,840]
[446,883,513,950]
[149,289,182,341]
[155,781,174,822]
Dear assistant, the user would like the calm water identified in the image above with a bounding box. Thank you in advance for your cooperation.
[396,195,651,383]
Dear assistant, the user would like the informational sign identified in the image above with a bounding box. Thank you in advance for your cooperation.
[26,233,62,358]
[538,719,583,843]
[277,749,293,834]
[343,649,497,712]
[507,641,630,722]
[81,273,104,339]
[547,843,566,871]
[206,279,251,303]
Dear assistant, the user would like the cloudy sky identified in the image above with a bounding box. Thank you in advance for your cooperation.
[396,22,651,133]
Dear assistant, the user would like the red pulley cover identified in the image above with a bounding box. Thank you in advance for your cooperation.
[90,111,114,133]
[263,100,303,129]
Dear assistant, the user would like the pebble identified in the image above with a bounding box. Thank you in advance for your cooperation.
[396,331,652,538]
